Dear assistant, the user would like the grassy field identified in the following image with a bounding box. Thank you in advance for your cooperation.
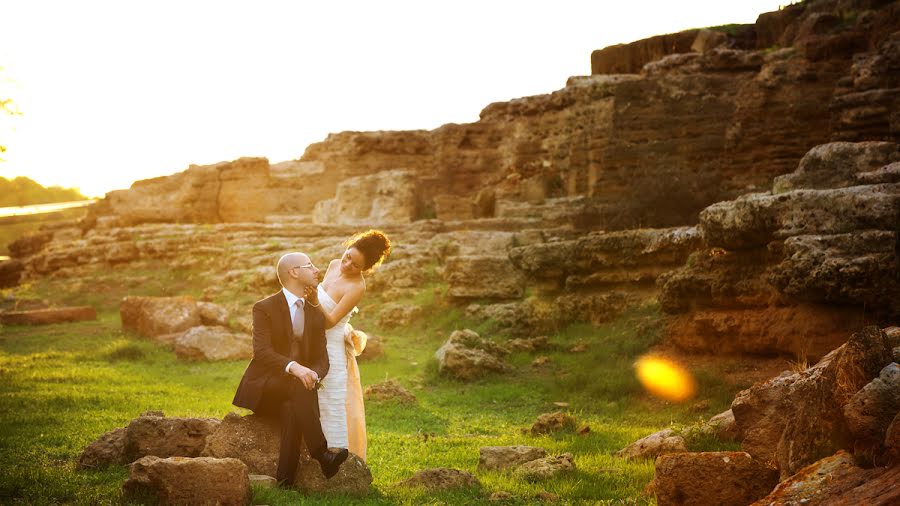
[0,267,745,505]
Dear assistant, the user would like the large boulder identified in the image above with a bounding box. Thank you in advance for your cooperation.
[122,456,251,506]
[751,450,900,505]
[731,326,897,477]
[443,255,525,299]
[477,446,547,472]
[653,452,778,506]
[173,326,252,361]
[124,414,220,461]
[201,412,372,495]
[120,296,201,338]
[434,329,510,380]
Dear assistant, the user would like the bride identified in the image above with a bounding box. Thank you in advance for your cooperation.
[305,229,391,462]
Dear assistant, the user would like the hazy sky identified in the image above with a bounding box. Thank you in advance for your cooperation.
[1,1,785,197]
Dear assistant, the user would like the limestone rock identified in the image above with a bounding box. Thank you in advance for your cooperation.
[248,474,276,488]
[769,230,900,315]
[489,491,513,502]
[105,241,140,264]
[430,230,513,259]
[434,329,509,381]
[751,450,900,506]
[653,452,777,506]
[122,456,251,506]
[704,409,740,442]
[120,296,201,338]
[530,411,576,435]
[377,303,422,328]
[477,446,547,472]
[886,412,900,460]
[364,379,416,403]
[76,428,126,470]
[504,335,550,353]
[691,29,728,53]
[399,468,480,490]
[366,257,430,292]
[591,29,699,74]
[313,169,419,225]
[197,301,229,326]
[124,414,220,461]
[731,326,896,477]
[514,453,575,481]
[444,255,525,299]
[0,258,24,288]
[615,429,687,460]
[843,362,900,449]
[357,333,384,361]
[0,306,97,325]
[509,227,700,292]
[772,141,900,193]
[8,230,54,258]
[174,326,252,361]
[201,412,372,495]
[433,194,474,221]
[699,183,899,251]
[105,157,275,226]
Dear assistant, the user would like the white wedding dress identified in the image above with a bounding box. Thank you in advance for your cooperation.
[316,284,357,450]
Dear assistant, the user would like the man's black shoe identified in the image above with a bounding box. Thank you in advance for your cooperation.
[318,448,349,479]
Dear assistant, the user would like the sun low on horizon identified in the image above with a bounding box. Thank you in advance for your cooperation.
[0,0,785,199]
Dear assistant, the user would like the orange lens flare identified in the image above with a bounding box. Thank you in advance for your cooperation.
[635,356,697,402]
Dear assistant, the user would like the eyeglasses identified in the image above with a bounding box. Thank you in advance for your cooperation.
[291,262,316,272]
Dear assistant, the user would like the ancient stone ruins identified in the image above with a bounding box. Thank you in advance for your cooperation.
[4,0,900,504]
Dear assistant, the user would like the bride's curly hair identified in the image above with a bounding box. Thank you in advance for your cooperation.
[344,229,391,271]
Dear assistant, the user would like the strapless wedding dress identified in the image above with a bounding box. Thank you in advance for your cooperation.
[316,284,358,451]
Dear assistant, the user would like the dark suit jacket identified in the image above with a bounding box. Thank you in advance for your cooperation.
[232,290,329,412]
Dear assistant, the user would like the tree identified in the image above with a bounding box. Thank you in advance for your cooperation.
[1,66,22,161]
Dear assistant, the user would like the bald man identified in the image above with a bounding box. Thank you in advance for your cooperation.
[233,252,348,485]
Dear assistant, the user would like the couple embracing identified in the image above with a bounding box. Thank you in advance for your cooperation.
[231,230,391,486]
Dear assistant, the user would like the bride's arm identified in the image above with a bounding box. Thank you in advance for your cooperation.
[315,283,365,329]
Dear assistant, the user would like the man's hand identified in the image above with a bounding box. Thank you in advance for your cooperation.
[288,362,319,390]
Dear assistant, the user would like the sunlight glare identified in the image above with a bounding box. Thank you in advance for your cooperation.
[635,355,697,402]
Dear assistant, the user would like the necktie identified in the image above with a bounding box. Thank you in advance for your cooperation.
[293,299,305,337]
[291,299,305,360]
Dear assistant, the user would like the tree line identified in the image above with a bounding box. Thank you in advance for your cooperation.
[0,176,87,207]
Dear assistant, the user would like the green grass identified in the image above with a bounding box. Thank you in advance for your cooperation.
[0,268,746,504]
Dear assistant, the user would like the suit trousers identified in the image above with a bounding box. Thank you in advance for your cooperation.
[256,374,328,484]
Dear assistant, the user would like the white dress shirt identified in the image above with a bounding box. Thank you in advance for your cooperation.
[282,287,305,373]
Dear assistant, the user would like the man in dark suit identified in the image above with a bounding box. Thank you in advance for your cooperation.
[233,252,348,485]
